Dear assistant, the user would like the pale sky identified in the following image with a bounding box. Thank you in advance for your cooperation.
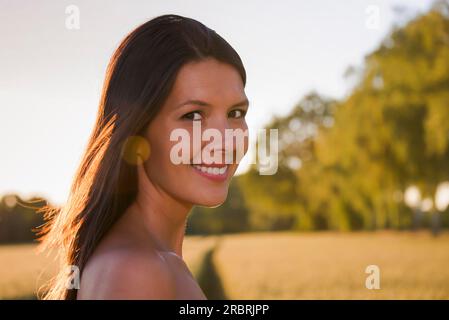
[0,0,434,205]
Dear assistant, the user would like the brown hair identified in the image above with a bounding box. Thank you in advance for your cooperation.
[37,14,246,299]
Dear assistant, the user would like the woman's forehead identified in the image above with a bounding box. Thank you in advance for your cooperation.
[168,60,246,110]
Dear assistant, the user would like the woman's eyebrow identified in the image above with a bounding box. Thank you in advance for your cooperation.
[176,98,249,109]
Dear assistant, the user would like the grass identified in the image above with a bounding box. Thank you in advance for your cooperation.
[0,235,216,300]
[214,231,449,299]
[1,231,448,299]
[0,243,57,299]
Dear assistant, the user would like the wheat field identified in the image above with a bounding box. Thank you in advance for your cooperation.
[1,231,448,299]
[214,231,449,299]
[0,235,216,299]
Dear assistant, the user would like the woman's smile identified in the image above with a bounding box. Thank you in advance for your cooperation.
[190,163,230,182]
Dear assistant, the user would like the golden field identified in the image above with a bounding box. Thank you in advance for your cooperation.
[215,231,449,299]
[0,243,58,299]
[0,235,216,299]
[0,231,448,299]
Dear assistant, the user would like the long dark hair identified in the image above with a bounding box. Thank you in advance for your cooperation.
[37,14,246,300]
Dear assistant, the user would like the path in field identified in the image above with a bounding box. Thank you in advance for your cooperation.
[196,238,227,300]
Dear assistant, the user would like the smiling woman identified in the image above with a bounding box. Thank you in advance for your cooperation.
[36,14,248,300]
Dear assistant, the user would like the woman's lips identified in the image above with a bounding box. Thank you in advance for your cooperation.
[190,164,229,182]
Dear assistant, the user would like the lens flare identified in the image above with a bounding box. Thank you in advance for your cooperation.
[121,135,151,165]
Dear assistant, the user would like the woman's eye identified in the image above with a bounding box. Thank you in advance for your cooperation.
[182,111,202,121]
[229,109,247,119]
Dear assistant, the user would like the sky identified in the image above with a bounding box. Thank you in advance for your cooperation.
[0,0,435,205]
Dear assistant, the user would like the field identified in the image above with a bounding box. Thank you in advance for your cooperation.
[0,236,217,300]
[214,231,449,299]
[1,231,448,299]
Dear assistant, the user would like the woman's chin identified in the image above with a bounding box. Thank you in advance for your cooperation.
[195,193,228,208]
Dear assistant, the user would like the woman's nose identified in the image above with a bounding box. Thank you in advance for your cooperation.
[201,116,247,165]
[201,116,233,163]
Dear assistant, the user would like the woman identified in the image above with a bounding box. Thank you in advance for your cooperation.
[38,14,249,300]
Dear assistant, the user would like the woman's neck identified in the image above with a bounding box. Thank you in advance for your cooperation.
[124,162,193,258]
[129,194,191,258]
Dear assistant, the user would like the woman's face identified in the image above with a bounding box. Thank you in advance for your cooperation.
[143,57,249,207]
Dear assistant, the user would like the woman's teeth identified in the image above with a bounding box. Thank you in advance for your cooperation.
[192,165,228,175]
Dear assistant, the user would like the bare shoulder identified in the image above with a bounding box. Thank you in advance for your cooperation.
[77,245,176,300]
